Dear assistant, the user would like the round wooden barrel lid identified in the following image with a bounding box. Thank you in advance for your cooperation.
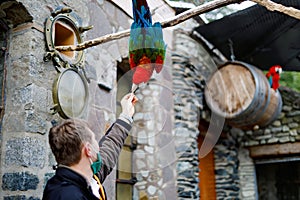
[205,62,256,118]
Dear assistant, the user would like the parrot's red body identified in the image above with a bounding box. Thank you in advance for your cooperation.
[129,0,166,87]
[266,65,282,91]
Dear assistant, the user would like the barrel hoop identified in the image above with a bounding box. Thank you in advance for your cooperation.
[250,81,272,125]
[264,91,283,125]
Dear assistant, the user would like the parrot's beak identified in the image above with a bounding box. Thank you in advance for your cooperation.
[276,68,282,74]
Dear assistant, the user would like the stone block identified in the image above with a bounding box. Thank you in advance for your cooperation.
[286,110,300,117]
[12,84,33,105]
[178,191,194,199]
[5,137,46,168]
[282,105,292,112]
[44,173,55,188]
[264,129,271,134]
[255,134,272,140]
[282,125,290,132]
[271,127,282,133]
[245,140,256,146]
[147,185,157,196]
[272,120,281,127]
[268,137,279,143]
[282,117,294,124]
[4,196,40,200]
[3,112,26,133]
[2,172,39,191]
[276,132,289,137]
[289,122,299,129]
[290,129,298,136]
[279,136,290,143]
[177,161,193,172]
[25,111,47,134]
[8,83,48,134]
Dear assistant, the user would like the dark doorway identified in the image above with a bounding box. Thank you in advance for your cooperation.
[256,159,300,200]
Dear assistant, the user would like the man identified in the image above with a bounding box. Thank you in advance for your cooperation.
[43,93,138,200]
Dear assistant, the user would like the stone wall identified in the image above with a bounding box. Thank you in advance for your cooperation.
[0,0,131,199]
[237,147,257,200]
[236,86,300,199]
[0,2,57,198]
[213,133,240,199]
[208,86,300,200]
[172,19,218,199]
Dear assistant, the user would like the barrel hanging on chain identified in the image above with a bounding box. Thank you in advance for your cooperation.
[204,61,282,130]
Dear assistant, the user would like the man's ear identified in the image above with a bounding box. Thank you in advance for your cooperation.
[83,143,93,157]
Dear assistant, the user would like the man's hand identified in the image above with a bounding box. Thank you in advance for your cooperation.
[120,93,138,118]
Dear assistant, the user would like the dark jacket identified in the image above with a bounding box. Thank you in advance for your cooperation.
[42,119,131,200]
[42,166,98,200]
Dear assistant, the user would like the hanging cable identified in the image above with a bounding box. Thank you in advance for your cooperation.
[228,38,235,61]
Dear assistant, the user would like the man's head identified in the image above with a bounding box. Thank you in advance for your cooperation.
[49,119,99,166]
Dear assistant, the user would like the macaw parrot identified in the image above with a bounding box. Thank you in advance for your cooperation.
[266,65,282,91]
[129,0,167,92]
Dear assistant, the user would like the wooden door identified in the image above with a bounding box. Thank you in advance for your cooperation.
[198,122,217,200]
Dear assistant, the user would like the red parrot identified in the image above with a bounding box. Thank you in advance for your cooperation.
[266,65,282,91]
[129,0,166,91]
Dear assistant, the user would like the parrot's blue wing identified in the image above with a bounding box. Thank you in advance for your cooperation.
[268,76,273,87]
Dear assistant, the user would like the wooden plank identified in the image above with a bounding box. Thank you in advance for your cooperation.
[249,142,300,158]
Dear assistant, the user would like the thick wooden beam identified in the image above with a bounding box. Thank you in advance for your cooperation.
[249,142,300,158]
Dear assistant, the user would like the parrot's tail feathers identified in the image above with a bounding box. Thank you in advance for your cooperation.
[132,0,152,26]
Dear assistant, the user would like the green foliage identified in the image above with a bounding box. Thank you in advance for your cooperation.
[279,71,300,92]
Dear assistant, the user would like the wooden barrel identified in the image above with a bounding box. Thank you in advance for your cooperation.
[204,61,282,130]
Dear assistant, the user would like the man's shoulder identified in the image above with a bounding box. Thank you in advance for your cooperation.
[43,174,87,200]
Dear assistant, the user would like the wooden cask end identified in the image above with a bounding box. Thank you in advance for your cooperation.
[205,61,282,130]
